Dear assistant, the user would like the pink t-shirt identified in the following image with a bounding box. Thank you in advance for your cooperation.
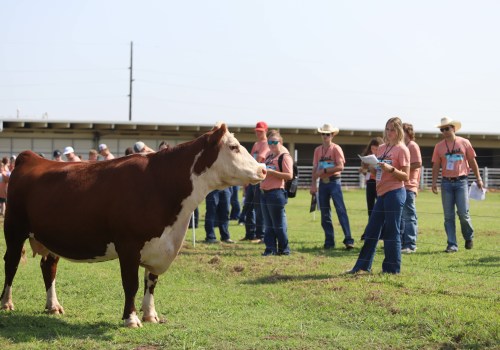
[251,140,270,163]
[260,152,293,191]
[312,143,345,177]
[432,136,476,178]
[376,143,410,196]
[405,140,422,193]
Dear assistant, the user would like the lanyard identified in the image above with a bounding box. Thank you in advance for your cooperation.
[445,139,456,155]
[379,144,394,161]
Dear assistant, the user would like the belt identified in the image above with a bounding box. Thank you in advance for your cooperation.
[321,175,340,183]
[261,188,281,194]
[443,175,467,182]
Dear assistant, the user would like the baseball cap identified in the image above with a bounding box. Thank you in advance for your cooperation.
[63,146,75,155]
[254,121,268,131]
[133,141,145,153]
[53,150,62,157]
[98,144,107,152]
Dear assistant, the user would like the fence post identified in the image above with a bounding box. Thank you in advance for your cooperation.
[420,166,425,190]
[484,167,488,188]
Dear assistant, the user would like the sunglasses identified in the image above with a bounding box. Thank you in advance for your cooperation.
[267,140,279,145]
[440,126,452,132]
[321,133,332,137]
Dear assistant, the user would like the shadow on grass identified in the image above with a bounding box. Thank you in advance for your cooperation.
[0,312,117,343]
[242,273,333,285]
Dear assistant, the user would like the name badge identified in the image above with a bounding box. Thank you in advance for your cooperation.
[446,154,463,171]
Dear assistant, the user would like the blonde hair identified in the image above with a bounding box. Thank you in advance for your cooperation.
[384,117,404,144]
[267,129,283,144]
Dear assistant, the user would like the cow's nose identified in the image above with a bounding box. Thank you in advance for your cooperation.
[259,167,267,178]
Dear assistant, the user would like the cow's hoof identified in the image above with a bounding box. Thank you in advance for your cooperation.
[142,315,159,323]
[46,304,65,315]
[1,302,14,311]
[124,313,143,328]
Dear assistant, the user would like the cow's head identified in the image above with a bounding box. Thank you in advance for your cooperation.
[193,122,266,190]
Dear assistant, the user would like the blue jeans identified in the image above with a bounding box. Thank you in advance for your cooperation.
[401,190,418,250]
[205,189,231,241]
[441,178,474,249]
[352,187,406,274]
[229,186,241,220]
[260,189,290,255]
[318,179,354,247]
[243,184,265,239]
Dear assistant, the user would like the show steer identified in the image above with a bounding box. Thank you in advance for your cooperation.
[1,123,266,327]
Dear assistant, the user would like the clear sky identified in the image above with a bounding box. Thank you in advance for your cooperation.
[1,0,499,133]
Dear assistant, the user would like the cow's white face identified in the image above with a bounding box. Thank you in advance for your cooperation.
[209,130,266,189]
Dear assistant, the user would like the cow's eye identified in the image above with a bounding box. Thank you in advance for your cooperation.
[229,145,240,152]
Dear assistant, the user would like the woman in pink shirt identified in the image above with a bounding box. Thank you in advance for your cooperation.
[348,117,410,274]
[260,130,293,256]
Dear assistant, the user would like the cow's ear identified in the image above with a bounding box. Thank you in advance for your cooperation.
[208,123,227,146]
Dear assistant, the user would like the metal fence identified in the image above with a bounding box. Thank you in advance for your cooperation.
[297,166,500,189]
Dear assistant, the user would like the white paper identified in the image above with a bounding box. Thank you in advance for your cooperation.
[358,154,379,166]
[469,181,486,201]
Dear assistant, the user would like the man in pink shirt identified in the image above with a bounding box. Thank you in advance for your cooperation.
[400,123,422,253]
[431,117,484,253]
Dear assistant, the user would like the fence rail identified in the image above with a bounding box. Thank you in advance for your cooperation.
[297,166,500,189]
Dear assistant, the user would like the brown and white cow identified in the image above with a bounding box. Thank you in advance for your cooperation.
[1,123,266,327]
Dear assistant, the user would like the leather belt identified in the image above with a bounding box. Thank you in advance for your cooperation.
[443,175,467,182]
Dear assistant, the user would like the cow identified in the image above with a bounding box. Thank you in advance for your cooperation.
[1,123,266,327]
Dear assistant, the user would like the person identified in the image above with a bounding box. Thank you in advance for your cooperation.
[260,130,293,256]
[158,141,170,150]
[133,141,155,153]
[63,146,82,162]
[9,155,16,172]
[124,147,134,156]
[88,149,99,162]
[348,117,409,274]
[359,137,383,218]
[229,186,241,220]
[53,149,64,162]
[431,117,483,253]
[310,123,354,250]
[0,157,10,216]
[98,144,115,160]
[204,188,234,243]
[400,123,422,253]
[240,121,269,241]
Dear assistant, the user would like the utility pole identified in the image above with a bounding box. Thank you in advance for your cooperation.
[128,41,134,121]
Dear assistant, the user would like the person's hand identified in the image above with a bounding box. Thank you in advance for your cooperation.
[476,179,484,190]
[310,187,317,195]
[432,184,438,194]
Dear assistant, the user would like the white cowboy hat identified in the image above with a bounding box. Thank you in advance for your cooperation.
[317,123,339,136]
[435,117,462,132]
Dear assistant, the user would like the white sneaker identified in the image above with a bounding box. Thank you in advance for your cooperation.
[401,247,417,254]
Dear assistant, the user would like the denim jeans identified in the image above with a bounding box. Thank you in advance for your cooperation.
[229,186,241,220]
[205,188,231,241]
[366,179,377,217]
[353,187,406,273]
[260,189,290,254]
[441,178,474,249]
[401,190,418,250]
[242,184,265,239]
[318,178,354,247]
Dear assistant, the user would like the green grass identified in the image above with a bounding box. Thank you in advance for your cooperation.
[0,189,499,350]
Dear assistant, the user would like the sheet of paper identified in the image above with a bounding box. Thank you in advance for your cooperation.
[469,181,486,201]
[358,154,379,166]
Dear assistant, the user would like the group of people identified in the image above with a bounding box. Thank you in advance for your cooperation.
[204,117,484,275]
[51,140,167,163]
[0,156,16,216]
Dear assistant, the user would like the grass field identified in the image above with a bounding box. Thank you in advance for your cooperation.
[0,189,498,350]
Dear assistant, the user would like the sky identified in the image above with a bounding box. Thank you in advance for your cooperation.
[1,0,499,134]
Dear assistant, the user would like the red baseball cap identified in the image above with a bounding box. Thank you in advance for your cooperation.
[254,121,268,131]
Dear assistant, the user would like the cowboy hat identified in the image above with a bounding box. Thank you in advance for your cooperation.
[435,117,462,132]
[317,123,339,136]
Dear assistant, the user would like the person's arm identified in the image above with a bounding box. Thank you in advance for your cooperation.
[410,161,422,170]
[431,161,441,194]
[468,156,484,190]
[378,162,409,182]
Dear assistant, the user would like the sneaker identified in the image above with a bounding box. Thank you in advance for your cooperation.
[323,244,334,250]
[239,236,255,241]
[222,239,235,244]
[205,238,219,244]
[401,247,417,254]
[238,222,245,226]
[251,238,264,244]
[344,269,370,275]
[445,246,458,253]
[465,240,473,250]
[345,243,354,250]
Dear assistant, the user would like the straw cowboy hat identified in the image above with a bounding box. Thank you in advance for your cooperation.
[435,117,462,132]
[317,123,339,136]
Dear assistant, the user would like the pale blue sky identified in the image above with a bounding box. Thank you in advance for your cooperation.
[1,0,499,133]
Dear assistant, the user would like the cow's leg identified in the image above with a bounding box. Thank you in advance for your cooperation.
[1,220,28,311]
[40,254,64,314]
[118,250,142,328]
[141,269,159,323]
